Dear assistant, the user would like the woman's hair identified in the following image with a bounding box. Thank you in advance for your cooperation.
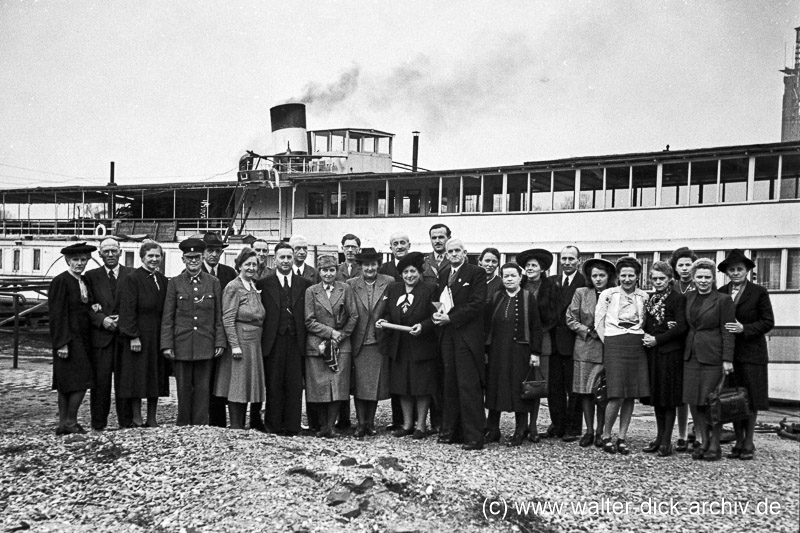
[650,260,674,279]
[690,257,716,275]
[139,241,162,259]
[615,256,642,276]
[499,262,522,275]
[669,247,697,272]
[479,247,501,263]
[235,247,258,271]
[586,263,617,288]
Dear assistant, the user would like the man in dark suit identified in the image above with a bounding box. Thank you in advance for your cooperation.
[377,230,411,429]
[378,231,410,283]
[422,224,451,284]
[433,238,487,450]
[257,242,309,435]
[84,238,133,429]
[718,249,775,459]
[201,232,237,427]
[335,233,362,282]
[290,234,320,284]
[549,245,585,441]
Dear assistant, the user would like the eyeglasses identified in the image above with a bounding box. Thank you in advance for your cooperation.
[99,250,119,255]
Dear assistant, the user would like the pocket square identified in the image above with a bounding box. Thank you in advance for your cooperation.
[462,282,470,286]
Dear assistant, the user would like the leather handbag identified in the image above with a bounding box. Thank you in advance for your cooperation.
[707,371,751,425]
[591,369,608,405]
[521,366,548,400]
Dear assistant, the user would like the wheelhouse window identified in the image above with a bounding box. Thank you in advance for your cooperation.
[441,177,460,214]
[507,173,528,212]
[661,162,689,207]
[307,191,325,216]
[13,249,21,271]
[751,249,781,290]
[124,251,135,268]
[753,155,779,201]
[689,160,719,205]
[632,165,656,207]
[636,252,655,290]
[579,169,603,209]
[605,167,630,209]
[401,189,421,215]
[427,186,440,214]
[462,175,481,213]
[483,174,503,212]
[530,171,552,211]
[354,191,370,216]
[781,154,800,199]
[720,157,748,203]
[33,249,41,271]
[377,189,396,215]
[553,170,574,210]
[787,249,800,290]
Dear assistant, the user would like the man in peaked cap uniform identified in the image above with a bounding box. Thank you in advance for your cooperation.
[161,238,226,425]
[201,232,237,427]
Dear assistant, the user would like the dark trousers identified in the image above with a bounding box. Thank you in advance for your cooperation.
[208,357,227,427]
[174,359,213,426]
[266,334,303,434]
[90,342,131,429]
[440,328,485,444]
[548,353,582,436]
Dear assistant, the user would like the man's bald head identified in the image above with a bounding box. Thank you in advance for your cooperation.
[445,239,467,267]
[98,238,121,269]
[389,232,410,259]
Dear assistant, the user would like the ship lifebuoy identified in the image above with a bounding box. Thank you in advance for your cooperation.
[94,223,107,236]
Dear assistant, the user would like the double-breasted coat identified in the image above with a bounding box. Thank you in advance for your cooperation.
[348,273,394,400]
[160,270,226,361]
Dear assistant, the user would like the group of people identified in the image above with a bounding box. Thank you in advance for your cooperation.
[49,226,774,459]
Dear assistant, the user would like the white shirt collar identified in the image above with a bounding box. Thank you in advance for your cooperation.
[279,273,292,287]
[105,265,120,276]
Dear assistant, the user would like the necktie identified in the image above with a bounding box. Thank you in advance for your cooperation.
[151,273,160,291]
[283,275,290,295]
[211,267,217,278]
[295,267,301,277]
[108,269,117,298]
[448,268,457,287]
[347,264,352,276]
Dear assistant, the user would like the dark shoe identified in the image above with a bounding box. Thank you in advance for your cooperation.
[365,425,377,437]
[55,426,66,436]
[315,428,333,438]
[354,425,366,439]
[562,434,580,443]
[437,433,454,444]
[691,444,708,460]
[739,447,755,461]
[687,432,696,444]
[594,432,604,448]
[643,440,660,453]
[602,437,616,454]
[528,432,542,443]
[726,446,742,459]
[393,427,414,438]
[484,429,501,443]
[675,439,688,452]
[144,421,158,428]
[412,430,427,440]
[616,438,630,455]
[386,423,401,432]
[508,432,525,447]
[335,421,352,430]
[543,424,557,438]
[429,425,440,434]
[702,448,722,461]
[657,444,673,457]
[461,441,484,451]
[578,433,594,447]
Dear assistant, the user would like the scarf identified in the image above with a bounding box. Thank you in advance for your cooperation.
[645,287,671,325]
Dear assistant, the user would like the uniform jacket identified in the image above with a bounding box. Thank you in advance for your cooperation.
[422,251,450,284]
[295,263,321,285]
[683,291,736,366]
[565,287,604,364]
[436,262,487,360]
[84,264,132,348]
[381,280,438,361]
[347,273,393,358]
[305,281,359,356]
[643,289,688,353]
[160,270,226,361]
[552,271,586,356]
[257,272,309,357]
[202,262,237,291]
[718,281,774,365]
[335,262,362,282]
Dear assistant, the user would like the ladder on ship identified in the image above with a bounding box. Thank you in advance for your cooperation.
[223,183,260,242]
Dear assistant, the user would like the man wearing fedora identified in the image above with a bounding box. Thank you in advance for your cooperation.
[161,238,226,426]
[201,232,238,427]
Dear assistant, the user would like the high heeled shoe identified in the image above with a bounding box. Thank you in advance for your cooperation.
[578,433,594,447]
[702,448,722,461]
[484,429,501,443]
[726,446,742,459]
[643,439,660,453]
[657,444,673,457]
[393,427,414,438]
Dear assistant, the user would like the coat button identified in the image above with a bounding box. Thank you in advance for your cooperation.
[193,327,197,330]
[194,316,198,320]
[194,287,198,291]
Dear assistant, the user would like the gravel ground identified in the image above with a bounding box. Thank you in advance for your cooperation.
[1,356,798,533]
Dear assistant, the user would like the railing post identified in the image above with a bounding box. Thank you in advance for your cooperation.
[12,293,20,369]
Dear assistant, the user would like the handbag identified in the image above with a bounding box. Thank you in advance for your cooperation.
[520,365,548,400]
[591,369,608,405]
[707,371,751,425]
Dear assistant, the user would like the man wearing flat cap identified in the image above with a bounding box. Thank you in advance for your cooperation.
[161,238,226,425]
[200,232,237,427]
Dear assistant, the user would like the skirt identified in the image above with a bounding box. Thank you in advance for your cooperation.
[353,344,390,401]
[573,360,604,395]
[214,322,265,403]
[306,351,352,403]
[604,333,649,399]
[390,335,437,397]
[682,354,721,406]
[733,362,769,411]
[643,346,684,408]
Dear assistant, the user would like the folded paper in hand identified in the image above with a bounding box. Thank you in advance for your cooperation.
[435,287,453,314]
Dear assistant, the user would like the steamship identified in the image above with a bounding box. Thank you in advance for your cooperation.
[1,102,798,401]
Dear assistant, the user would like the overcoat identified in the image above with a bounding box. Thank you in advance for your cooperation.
[348,274,393,357]
[552,272,587,356]
[84,265,132,348]
[304,281,359,356]
[683,291,736,365]
[381,280,438,361]
[565,287,604,364]
[718,281,774,365]
[49,271,94,392]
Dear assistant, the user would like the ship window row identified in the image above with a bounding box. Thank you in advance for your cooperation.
[303,154,800,217]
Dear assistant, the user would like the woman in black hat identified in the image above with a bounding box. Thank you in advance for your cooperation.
[595,257,650,455]
[484,262,544,446]
[566,258,615,448]
[117,241,169,427]
[516,248,559,442]
[718,249,774,461]
[49,242,97,435]
[377,251,439,438]
[641,261,688,457]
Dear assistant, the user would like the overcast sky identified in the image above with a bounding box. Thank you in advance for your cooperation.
[0,1,797,189]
